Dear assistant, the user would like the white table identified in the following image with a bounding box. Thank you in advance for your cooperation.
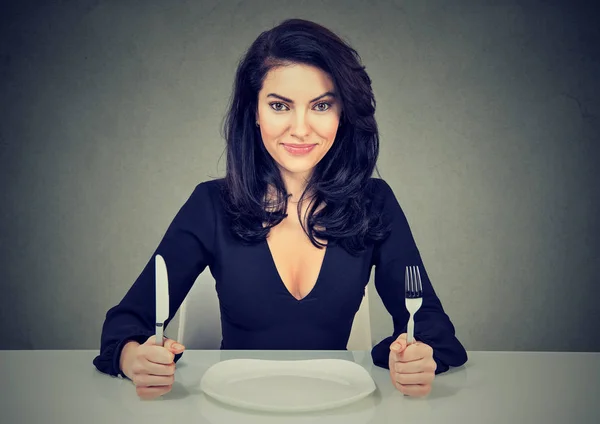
[2,349,599,423]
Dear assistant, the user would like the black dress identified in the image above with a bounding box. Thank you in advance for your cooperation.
[93,178,467,377]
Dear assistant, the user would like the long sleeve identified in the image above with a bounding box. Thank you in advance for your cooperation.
[370,179,467,374]
[93,182,217,377]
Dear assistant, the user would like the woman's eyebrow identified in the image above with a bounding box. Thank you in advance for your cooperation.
[266,91,336,103]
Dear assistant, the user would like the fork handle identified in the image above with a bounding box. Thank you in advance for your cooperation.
[407,315,415,345]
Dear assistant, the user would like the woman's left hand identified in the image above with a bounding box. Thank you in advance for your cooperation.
[388,333,437,397]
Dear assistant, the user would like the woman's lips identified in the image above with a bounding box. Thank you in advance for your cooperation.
[282,144,317,156]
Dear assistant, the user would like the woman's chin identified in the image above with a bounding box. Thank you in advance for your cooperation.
[278,161,317,178]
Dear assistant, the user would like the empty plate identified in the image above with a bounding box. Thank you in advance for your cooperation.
[199,358,377,412]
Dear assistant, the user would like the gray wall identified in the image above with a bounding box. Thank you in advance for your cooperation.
[1,0,598,351]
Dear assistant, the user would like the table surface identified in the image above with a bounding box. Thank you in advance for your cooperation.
[2,349,599,424]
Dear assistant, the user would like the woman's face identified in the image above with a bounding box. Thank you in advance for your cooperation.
[256,63,341,181]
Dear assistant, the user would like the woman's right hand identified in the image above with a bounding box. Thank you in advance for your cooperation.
[119,335,186,400]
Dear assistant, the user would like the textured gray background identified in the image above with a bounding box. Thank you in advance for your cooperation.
[1,0,598,351]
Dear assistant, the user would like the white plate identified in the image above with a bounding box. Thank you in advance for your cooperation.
[199,358,377,412]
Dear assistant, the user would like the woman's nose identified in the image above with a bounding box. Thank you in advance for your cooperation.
[290,112,310,138]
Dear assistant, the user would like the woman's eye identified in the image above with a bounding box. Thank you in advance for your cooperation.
[314,102,331,112]
[269,102,332,112]
[270,102,288,111]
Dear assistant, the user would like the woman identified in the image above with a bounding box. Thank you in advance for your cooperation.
[93,18,467,400]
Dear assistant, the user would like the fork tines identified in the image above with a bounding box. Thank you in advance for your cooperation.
[405,265,423,298]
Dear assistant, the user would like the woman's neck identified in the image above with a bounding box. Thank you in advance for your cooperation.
[281,169,312,203]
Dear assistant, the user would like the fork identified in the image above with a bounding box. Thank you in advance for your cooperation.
[405,265,423,345]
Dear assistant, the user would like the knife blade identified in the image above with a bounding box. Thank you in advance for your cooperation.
[155,254,169,347]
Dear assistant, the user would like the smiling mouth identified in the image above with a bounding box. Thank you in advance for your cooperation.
[282,144,317,156]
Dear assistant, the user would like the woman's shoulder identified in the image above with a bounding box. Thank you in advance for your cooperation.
[198,177,225,189]
[179,178,226,213]
[190,177,396,206]
[190,178,226,198]
[365,177,406,217]
[366,177,396,200]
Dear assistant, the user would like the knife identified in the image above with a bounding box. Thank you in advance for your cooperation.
[155,254,169,347]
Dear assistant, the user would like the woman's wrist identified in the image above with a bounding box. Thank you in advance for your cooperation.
[119,340,140,378]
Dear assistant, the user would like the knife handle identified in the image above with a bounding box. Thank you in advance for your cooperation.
[155,323,164,346]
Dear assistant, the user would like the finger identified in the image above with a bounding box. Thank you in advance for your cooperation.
[136,385,173,400]
[143,336,185,354]
[163,338,186,353]
[396,351,422,363]
[132,372,175,388]
[134,359,176,376]
[390,333,407,353]
[141,345,175,365]
[394,371,434,386]
[397,343,432,363]
[394,358,436,374]
[396,383,431,397]
[143,335,165,345]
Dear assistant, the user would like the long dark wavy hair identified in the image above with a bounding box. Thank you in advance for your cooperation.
[221,18,389,255]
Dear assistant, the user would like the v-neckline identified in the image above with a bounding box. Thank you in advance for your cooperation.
[263,238,329,303]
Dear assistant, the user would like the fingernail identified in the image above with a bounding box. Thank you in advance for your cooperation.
[391,344,400,352]
[173,343,183,350]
